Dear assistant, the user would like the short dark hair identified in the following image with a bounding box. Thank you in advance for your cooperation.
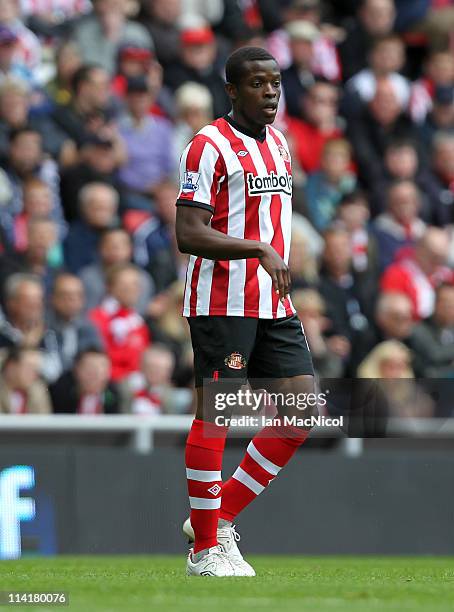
[51,272,81,294]
[385,137,418,152]
[225,46,277,86]
[310,76,338,89]
[339,190,369,207]
[71,64,104,94]
[370,33,403,52]
[105,262,140,287]
[99,227,131,244]
[9,125,40,143]
[387,178,421,202]
[74,347,108,364]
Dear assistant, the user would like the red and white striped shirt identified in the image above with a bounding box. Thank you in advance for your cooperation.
[177,116,295,319]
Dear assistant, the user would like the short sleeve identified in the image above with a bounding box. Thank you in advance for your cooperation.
[176,135,226,214]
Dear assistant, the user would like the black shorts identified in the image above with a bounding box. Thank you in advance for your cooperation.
[188,314,314,387]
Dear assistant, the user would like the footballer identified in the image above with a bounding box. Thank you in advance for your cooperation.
[175,47,316,577]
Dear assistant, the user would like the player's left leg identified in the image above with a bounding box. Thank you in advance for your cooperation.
[219,375,315,523]
[219,314,316,524]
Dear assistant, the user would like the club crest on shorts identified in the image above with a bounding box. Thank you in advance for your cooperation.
[278,145,290,162]
[224,352,247,370]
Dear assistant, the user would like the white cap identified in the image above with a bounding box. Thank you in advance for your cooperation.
[285,19,320,42]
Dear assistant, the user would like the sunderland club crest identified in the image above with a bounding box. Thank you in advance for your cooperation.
[224,352,247,370]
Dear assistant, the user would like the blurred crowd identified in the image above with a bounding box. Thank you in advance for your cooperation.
[0,0,453,418]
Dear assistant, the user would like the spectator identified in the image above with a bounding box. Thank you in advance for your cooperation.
[164,16,230,118]
[336,191,380,276]
[347,77,417,188]
[118,75,175,200]
[0,217,62,300]
[0,347,51,414]
[146,280,194,387]
[63,182,119,273]
[80,227,155,315]
[0,0,40,80]
[0,24,32,85]
[281,20,320,118]
[358,339,414,377]
[52,64,122,149]
[352,290,416,373]
[317,226,373,349]
[21,0,92,22]
[357,340,434,418]
[59,134,121,222]
[11,177,66,252]
[130,344,188,415]
[47,273,103,380]
[138,0,182,68]
[381,227,454,320]
[291,210,325,258]
[45,41,83,106]
[343,34,410,115]
[411,283,454,377]
[173,82,213,169]
[268,0,342,84]
[111,44,175,118]
[292,288,344,377]
[0,126,63,244]
[402,0,454,51]
[304,138,356,231]
[410,50,454,124]
[427,133,454,219]
[0,273,62,380]
[0,76,71,162]
[286,79,343,173]
[288,227,319,287]
[124,181,179,292]
[420,85,454,150]
[181,0,230,30]
[89,263,151,381]
[70,0,152,75]
[8,178,51,252]
[0,274,43,346]
[339,0,396,81]
[372,180,426,270]
[369,138,444,223]
[50,348,122,414]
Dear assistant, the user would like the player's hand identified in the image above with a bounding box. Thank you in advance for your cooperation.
[258,244,291,302]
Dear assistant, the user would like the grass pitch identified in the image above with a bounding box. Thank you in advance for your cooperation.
[1,556,454,612]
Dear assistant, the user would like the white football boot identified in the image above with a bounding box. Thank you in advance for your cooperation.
[186,545,236,577]
[183,518,256,577]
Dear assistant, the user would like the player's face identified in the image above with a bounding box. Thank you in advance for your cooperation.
[230,59,281,128]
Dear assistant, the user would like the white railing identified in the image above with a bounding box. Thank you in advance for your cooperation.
[0,415,453,455]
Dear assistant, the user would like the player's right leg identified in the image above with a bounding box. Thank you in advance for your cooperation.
[185,387,234,576]
[184,316,257,577]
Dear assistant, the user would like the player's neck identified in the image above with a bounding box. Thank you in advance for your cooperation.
[227,112,267,141]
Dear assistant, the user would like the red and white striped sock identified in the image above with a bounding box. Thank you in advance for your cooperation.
[185,418,228,553]
[220,420,309,522]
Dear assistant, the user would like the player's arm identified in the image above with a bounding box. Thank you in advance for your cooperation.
[176,205,290,301]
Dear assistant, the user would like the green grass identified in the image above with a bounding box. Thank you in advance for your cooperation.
[1,556,454,612]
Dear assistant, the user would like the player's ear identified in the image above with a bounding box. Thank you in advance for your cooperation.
[225,81,238,101]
